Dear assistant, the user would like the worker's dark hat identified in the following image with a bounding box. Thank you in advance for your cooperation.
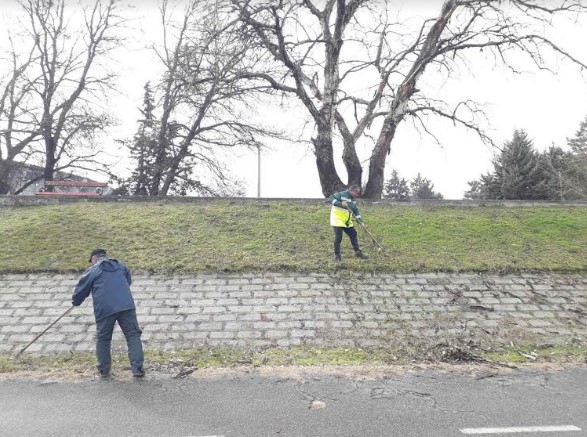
[89,248,107,262]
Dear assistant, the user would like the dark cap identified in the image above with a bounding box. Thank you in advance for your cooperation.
[88,248,107,262]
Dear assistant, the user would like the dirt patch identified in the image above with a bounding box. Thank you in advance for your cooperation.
[0,362,581,383]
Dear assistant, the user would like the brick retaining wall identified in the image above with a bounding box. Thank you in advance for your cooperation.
[1,272,586,355]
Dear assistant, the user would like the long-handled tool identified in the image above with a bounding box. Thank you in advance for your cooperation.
[358,221,388,254]
[350,210,387,254]
[13,306,74,362]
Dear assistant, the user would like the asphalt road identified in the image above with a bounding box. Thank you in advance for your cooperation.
[1,366,586,437]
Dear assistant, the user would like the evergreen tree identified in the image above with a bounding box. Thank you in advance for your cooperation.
[568,116,587,154]
[114,83,160,196]
[410,173,443,200]
[493,130,542,199]
[535,146,573,200]
[129,83,158,196]
[383,170,410,201]
[465,173,499,199]
[467,130,542,200]
[464,180,482,199]
[564,116,587,199]
[466,125,587,201]
[383,169,443,200]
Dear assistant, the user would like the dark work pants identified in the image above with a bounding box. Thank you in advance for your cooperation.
[333,226,360,256]
[96,309,144,375]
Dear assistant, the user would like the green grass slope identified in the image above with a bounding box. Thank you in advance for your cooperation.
[0,201,585,273]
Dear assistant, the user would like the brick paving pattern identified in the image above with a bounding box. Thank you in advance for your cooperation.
[1,273,586,354]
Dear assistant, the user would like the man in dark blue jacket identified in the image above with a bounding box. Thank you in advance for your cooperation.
[72,249,144,378]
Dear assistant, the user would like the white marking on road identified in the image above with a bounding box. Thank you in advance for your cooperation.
[460,425,582,434]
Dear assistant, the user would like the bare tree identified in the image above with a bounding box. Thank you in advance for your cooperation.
[0,39,40,194]
[232,0,587,198]
[16,0,124,191]
[143,0,279,196]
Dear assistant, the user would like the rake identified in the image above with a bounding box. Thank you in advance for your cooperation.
[13,306,74,362]
[350,210,387,254]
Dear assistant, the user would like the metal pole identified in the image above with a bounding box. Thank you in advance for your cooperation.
[257,145,261,198]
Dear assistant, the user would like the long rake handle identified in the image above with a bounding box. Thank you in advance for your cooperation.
[14,306,74,360]
[359,221,387,253]
[348,209,387,253]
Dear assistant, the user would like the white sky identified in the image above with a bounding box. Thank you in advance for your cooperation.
[2,0,587,199]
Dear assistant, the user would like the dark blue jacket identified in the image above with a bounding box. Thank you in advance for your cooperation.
[72,257,135,321]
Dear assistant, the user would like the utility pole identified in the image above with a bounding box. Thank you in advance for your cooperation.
[257,145,261,198]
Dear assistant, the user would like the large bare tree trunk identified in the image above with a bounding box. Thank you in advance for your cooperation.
[313,124,345,196]
[41,110,56,188]
[342,143,362,187]
[0,163,11,194]
[43,137,56,186]
[364,119,398,198]
[336,113,362,187]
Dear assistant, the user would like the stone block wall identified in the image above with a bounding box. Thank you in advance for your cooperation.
[1,273,586,354]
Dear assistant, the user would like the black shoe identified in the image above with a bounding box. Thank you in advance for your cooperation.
[334,254,342,263]
[133,370,145,378]
[98,366,111,378]
[354,250,368,259]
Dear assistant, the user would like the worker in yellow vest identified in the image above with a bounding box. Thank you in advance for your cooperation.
[329,184,368,263]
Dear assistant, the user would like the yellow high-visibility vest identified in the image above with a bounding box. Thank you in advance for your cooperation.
[330,205,353,227]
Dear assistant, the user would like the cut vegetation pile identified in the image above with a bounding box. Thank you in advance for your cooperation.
[1,200,585,274]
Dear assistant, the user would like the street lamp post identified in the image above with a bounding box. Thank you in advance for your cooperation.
[257,145,261,198]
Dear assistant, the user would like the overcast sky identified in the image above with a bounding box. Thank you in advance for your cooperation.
[2,0,587,199]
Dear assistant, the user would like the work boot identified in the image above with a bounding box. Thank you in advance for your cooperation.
[133,368,146,378]
[334,254,342,264]
[98,365,111,379]
[354,250,368,260]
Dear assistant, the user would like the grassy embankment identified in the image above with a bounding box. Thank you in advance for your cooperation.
[0,201,585,273]
[1,201,585,371]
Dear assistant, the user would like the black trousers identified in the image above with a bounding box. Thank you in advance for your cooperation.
[333,226,360,255]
